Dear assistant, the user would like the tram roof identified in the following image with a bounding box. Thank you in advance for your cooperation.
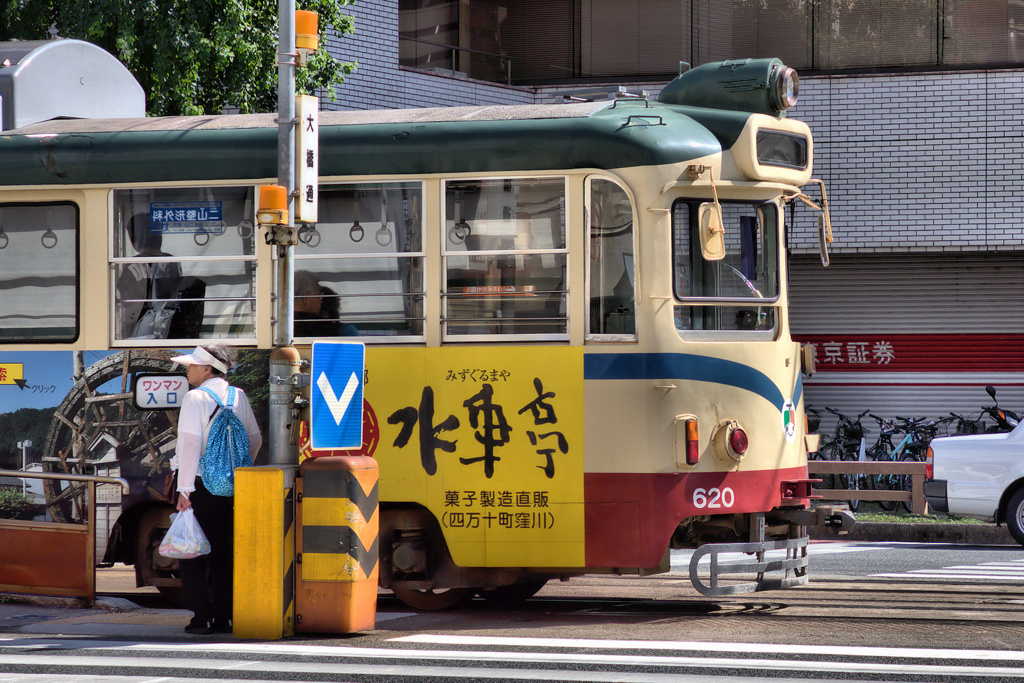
[0,100,754,186]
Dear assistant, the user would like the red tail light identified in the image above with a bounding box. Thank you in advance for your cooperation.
[729,428,749,455]
[685,419,700,465]
[925,446,934,479]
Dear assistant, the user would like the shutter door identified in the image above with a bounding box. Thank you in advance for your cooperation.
[789,252,1024,433]
[789,252,1024,334]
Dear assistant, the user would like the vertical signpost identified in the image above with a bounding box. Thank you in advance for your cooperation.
[295,94,318,225]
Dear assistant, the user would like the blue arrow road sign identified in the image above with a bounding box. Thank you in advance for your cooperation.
[310,341,365,450]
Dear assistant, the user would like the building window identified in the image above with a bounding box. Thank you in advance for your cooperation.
[443,178,568,339]
[0,203,78,343]
[295,183,425,340]
[112,187,257,343]
[409,1,1024,86]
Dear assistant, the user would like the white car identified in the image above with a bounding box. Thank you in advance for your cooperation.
[925,422,1024,547]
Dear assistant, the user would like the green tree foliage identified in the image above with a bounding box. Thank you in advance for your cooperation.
[0,0,357,115]
[0,407,55,471]
[0,486,37,520]
[227,349,271,444]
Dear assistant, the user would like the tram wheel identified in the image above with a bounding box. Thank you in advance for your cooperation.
[477,579,548,604]
[390,587,475,611]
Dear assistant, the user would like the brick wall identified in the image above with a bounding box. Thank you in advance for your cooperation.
[789,71,1024,255]
[322,2,1024,257]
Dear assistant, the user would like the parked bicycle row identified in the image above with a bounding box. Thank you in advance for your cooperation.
[806,386,1021,513]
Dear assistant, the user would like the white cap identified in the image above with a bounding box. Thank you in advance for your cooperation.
[170,346,229,374]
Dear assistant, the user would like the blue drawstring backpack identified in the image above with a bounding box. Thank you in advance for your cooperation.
[199,386,252,496]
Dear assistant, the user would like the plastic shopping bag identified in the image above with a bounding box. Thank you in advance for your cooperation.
[158,509,211,559]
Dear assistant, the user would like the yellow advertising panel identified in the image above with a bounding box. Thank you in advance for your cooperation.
[364,346,584,568]
[0,363,25,387]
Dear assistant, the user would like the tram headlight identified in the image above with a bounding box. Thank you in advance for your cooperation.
[770,66,799,112]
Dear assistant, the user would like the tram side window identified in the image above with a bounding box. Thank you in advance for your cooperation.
[0,203,78,342]
[112,187,257,343]
[672,200,779,338]
[295,182,424,339]
[588,178,636,337]
[444,178,568,339]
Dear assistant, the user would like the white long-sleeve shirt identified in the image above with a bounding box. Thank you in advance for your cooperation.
[173,376,263,495]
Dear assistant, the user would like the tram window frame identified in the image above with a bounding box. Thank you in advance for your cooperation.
[586,176,637,341]
[110,186,259,346]
[294,181,426,341]
[442,176,569,342]
[671,199,780,340]
[0,202,80,343]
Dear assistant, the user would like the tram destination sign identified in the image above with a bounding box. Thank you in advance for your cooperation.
[150,201,225,235]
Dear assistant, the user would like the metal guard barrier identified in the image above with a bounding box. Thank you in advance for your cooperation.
[688,535,809,597]
[0,469,129,605]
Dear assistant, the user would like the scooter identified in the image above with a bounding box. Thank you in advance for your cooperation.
[982,385,1020,432]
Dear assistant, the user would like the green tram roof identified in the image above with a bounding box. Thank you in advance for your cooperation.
[0,100,754,186]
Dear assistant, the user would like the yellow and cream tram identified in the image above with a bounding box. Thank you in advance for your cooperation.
[0,58,839,607]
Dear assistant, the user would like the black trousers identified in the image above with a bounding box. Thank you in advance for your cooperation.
[179,478,233,623]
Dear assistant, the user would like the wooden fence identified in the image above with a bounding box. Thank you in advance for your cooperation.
[807,460,928,515]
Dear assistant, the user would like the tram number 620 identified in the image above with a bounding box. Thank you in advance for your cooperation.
[693,486,735,509]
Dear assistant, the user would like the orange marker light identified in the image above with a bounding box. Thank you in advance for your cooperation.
[685,419,700,466]
[296,10,319,64]
[257,185,289,225]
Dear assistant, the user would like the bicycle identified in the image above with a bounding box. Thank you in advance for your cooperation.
[949,411,984,435]
[866,415,902,512]
[823,407,872,512]
[882,415,946,513]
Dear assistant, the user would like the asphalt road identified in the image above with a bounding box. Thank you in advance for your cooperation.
[3,540,1024,681]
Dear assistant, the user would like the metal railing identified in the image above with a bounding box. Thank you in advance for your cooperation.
[808,461,928,515]
[0,470,129,605]
[399,36,513,86]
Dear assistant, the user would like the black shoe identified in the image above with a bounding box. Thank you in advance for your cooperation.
[211,618,232,634]
[185,617,213,635]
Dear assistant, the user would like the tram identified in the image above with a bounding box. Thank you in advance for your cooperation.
[0,58,842,607]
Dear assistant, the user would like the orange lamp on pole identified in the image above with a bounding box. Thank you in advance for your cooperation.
[258,184,289,226]
[295,10,319,66]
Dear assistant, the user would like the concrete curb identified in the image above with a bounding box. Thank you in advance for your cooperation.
[812,522,1018,545]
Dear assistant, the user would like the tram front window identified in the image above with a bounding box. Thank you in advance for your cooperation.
[672,200,779,338]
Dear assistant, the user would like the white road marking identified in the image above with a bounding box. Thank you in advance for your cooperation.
[1,637,1023,681]
[871,558,1024,581]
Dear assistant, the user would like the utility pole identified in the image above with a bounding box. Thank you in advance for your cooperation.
[265,0,301,467]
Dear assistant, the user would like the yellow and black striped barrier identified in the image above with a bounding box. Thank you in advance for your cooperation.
[296,455,378,633]
[233,465,297,639]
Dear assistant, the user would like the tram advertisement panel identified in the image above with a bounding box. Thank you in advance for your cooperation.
[363,347,584,568]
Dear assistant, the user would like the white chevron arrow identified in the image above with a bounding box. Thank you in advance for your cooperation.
[317,370,360,426]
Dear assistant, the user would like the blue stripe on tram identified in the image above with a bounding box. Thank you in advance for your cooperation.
[583,353,802,413]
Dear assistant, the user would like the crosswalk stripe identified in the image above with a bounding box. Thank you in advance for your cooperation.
[0,649,1022,680]
[869,556,1024,582]
[392,634,1024,662]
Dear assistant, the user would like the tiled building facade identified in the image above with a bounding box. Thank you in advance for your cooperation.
[322,0,1024,423]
